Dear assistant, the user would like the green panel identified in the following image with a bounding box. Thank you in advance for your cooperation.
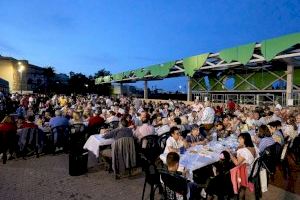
[149,61,175,77]
[294,68,300,85]
[112,73,123,81]
[183,54,209,77]
[191,78,206,90]
[261,32,300,61]
[247,70,279,89]
[134,68,149,78]
[219,43,256,65]
[122,71,132,78]
[103,76,111,83]
[209,76,226,91]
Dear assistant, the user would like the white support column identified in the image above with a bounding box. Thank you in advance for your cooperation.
[187,77,192,102]
[286,64,294,106]
[144,80,148,99]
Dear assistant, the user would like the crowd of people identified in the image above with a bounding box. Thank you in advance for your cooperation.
[0,92,300,199]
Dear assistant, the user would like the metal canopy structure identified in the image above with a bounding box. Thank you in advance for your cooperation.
[95,32,300,105]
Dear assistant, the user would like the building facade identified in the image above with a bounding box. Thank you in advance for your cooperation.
[0,56,47,93]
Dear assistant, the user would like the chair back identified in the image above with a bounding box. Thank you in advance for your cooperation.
[140,135,160,162]
[112,137,136,176]
[158,133,170,153]
[70,124,85,134]
[140,154,160,185]
[51,125,70,149]
[261,142,282,174]
[160,170,188,200]
[51,125,70,136]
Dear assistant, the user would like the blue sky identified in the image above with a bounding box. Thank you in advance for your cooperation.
[0,0,300,91]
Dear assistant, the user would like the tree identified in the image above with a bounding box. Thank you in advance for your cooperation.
[94,69,111,79]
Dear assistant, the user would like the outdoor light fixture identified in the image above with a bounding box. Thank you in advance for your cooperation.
[17,61,25,94]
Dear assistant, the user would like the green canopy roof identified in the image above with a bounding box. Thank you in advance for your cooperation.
[96,32,300,84]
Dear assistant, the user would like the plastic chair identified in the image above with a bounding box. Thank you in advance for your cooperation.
[140,155,161,200]
[140,135,160,162]
[158,132,170,154]
[50,125,70,153]
[160,170,189,200]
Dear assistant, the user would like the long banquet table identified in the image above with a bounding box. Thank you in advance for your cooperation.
[159,135,239,181]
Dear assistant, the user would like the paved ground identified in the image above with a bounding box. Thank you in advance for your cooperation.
[0,154,300,200]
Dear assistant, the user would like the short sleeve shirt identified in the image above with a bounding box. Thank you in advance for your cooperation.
[164,137,184,154]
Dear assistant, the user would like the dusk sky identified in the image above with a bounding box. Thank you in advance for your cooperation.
[1,0,300,91]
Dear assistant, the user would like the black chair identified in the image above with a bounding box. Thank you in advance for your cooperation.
[192,164,215,187]
[140,155,161,200]
[158,132,170,154]
[248,157,263,200]
[140,135,160,162]
[261,142,282,175]
[160,170,189,200]
[291,136,300,163]
[50,125,70,153]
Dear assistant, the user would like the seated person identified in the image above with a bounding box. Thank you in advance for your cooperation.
[186,124,207,147]
[268,121,284,146]
[257,125,275,153]
[133,117,155,141]
[20,115,38,129]
[164,152,200,200]
[164,127,188,154]
[102,118,133,140]
[49,110,69,128]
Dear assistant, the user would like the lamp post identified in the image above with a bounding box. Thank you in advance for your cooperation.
[18,62,25,94]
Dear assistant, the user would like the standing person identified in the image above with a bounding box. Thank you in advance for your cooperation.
[228,132,259,199]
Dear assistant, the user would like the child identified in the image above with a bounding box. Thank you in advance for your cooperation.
[165,152,200,200]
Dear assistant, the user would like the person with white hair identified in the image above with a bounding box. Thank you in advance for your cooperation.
[49,110,69,128]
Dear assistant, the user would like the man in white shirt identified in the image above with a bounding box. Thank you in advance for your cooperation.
[164,127,187,154]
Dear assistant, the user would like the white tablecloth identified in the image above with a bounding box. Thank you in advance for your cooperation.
[83,134,114,157]
[160,135,238,180]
